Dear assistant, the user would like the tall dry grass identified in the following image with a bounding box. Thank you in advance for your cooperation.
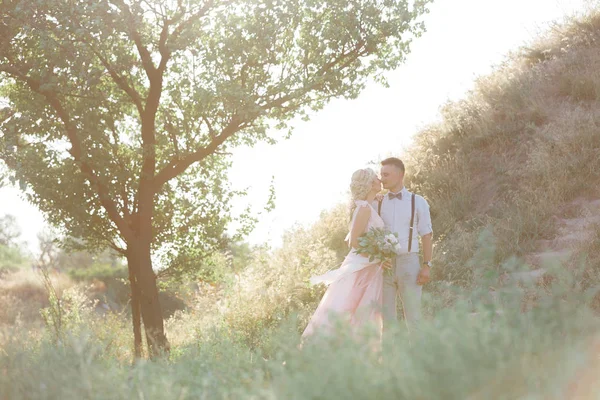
[404,10,600,290]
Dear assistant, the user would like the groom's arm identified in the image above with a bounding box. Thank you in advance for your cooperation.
[417,232,433,286]
[422,233,433,264]
[416,196,433,285]
[416,196,433,262]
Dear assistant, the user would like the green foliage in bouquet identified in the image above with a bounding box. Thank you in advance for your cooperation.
[354,227,401,263]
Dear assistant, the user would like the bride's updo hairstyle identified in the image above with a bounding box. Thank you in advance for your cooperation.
[350,168,377,202]
[349,168,377,219]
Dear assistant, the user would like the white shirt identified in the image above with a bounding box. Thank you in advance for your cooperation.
[371,187,432,254]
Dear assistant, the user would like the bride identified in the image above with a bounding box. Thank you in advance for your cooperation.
[302,168,387,339]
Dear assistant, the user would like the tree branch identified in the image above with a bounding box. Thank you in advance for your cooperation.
[0,65,135,243]
[260,41,369,110]
[0,107,15,124]
[87,45,145,116]
[157,14,171,76]
[202,116,217,138]
[109,0,156,78]
[107,122,132,218]
[62,15,146,116]
[107,240,127,256]
[152,35,370,192]
[164,119,180,156]
[168,0,218,46]
[153,117,241,190]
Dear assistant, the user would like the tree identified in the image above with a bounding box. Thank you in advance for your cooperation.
[0,214,20,247]
[0,214,24,272]
[0,0,432,357]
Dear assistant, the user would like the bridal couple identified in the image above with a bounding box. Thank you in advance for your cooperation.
[302,157,433,340]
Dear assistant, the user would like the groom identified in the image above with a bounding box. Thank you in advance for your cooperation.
[374,157,433,332]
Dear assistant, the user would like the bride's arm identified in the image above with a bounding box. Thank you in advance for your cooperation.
[349,206,371,250]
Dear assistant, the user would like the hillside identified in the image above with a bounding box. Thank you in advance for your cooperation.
[404,10,600,294]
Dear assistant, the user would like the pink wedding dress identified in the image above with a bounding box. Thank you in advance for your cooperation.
[302,200,385,339]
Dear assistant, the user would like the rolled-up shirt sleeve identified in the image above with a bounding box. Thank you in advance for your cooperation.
[417,196,433,236]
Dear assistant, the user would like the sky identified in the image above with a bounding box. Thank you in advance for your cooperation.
[0,0,592,255]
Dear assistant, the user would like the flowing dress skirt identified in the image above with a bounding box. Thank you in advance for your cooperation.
[302,251,384,338]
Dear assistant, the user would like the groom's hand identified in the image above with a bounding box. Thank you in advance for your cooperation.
[417,265,430,285]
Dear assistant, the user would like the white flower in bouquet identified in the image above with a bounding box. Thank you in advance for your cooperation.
[354,228,402,265]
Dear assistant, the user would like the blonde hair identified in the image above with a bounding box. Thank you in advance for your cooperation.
[349,168,377,218]
[350,168,377,202]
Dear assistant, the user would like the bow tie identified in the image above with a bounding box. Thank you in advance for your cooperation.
[388,192,402,200]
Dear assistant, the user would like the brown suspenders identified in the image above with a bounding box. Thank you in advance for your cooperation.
[408,193,416,252]
[378,192,416,252]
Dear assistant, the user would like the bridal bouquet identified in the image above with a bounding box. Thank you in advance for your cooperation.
[354,228,402,265]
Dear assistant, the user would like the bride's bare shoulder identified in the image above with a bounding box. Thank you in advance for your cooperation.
[354,203,372,221]
[354,199,369,206]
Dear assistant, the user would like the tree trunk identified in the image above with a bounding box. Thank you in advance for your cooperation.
[126,241,170,358]
[126,258,143,359]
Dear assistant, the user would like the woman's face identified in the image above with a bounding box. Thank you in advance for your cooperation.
[371,176,382,193]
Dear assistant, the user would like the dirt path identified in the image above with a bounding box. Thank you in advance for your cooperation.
[518,197,600,283]
[524,197,600,399]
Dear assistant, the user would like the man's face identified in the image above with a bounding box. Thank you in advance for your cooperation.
[380,164,403,190]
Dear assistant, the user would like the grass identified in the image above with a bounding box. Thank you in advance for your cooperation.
[1,277,598,399]
[0,268,73,326]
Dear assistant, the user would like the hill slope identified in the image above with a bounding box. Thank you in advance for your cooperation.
[404,10,600,291]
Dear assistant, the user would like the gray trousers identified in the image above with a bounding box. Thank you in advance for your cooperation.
[382,253,422,330]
